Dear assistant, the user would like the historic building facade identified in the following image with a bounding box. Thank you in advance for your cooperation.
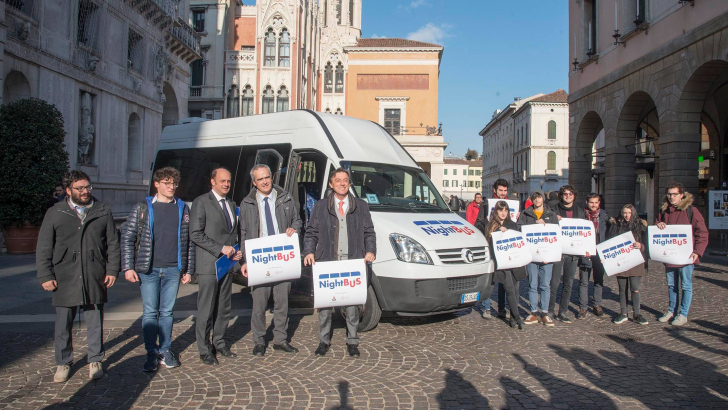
[569,0,728,221]
[1,0,201,216]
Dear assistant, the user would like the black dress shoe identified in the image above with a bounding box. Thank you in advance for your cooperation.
[347,344,360,358]
[252,344,266,357]
[273,342,299,353]
[314,343,329,357]
[217,347,237,357]
[200,354,218,365]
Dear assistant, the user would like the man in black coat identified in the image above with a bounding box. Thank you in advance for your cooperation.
[303,168,376,358]
[577,193,610,319]
[548,185,591,323]
[190,168,242,365]
[239,164,302,357]
[36,170,121,383]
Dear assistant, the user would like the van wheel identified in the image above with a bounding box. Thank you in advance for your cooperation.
[357,285,382,332]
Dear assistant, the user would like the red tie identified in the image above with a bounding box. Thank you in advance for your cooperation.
[338,201,344,217]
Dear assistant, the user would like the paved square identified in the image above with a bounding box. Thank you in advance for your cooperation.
[1,258,727,409]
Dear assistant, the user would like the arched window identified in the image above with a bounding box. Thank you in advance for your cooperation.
[264,28,276,66]
[127,113,142,171]
[335,108,342,115]
[324,62,333,93]
[547,151,556,170]
[241,85,254,116]
[325,107,331,113]
[335,62,344,93]
[277,86,289,112]
[336,0,342,24]
[3,70,31,104]
[262,85,275,114]
[349,0,354,25]
[227,84,239,118]
[278,29,290,67]
[548,120,556,139]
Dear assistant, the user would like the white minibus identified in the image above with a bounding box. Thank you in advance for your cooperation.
[152,110,494,330]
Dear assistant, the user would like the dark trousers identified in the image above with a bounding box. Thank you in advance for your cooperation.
[55,304,104,365]
[617,276,642,315]
[319,306,359,345]
[251,281,291,346]
[579,256,605,309]
[196,272,232,356]
[499,272,521,320]
[549,255,579,316]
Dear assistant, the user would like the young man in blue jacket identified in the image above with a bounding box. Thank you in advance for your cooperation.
[121,167,195,372]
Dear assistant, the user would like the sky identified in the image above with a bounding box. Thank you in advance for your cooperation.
[361,0,569,157]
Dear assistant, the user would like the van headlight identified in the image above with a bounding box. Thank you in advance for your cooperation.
[389,234,433,265]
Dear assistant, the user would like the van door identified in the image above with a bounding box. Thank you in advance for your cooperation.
[254,149,284,185]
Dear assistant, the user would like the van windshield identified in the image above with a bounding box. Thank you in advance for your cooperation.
[345,162,451,213]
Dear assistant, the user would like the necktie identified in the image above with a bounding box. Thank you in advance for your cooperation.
[220,199,233,231]
[264,197,276,236]
[338,201,344,217]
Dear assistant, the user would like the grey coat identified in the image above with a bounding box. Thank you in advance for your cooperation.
[303,192,376,262]
[189,192,239,275]
[36,199,121,307]
[238,185,303,261]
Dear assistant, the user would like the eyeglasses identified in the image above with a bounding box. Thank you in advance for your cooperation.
[71,185,93,192]
[159,181,179,188]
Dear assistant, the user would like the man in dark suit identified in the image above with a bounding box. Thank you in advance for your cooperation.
[190,168,242,365]
[240,164,302,357]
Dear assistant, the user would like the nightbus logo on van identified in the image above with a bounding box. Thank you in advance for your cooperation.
[601,241,635,259]
[318,271,363,290]
[525,232,559,244]
[251,245,296,264]
[561,226,593,238]
[651,233,689,246]
[495,236,526,252]
[413,220,475,236]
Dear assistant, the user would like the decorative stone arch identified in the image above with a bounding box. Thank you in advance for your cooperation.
[162,82,178,129]
[569,110,604,200]
[3,70,31,104]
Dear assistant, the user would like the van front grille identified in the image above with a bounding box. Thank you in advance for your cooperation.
[435,246,487,264]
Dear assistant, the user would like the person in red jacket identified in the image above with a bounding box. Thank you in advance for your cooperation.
[655,182,709,326]
[466,193,482,226]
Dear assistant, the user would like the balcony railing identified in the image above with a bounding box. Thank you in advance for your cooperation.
[225,50,256,67]
[122,0,176,29]
[190,86,202,97]
[166,18,202,63]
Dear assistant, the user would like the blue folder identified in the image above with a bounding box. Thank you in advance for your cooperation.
[215,244,239,281]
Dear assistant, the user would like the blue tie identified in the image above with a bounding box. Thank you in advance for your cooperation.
[264,197,276,236]
[220,199,233,231]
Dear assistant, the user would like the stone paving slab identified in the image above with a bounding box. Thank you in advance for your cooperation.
[1,259,727,409]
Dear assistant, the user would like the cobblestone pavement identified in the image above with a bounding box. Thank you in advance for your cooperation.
[1,258,727,409]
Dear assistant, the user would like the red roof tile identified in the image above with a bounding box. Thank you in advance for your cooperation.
[355,38,442,48]
[528,89,568,103]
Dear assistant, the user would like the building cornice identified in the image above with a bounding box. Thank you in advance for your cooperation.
[344,46,443,53]
[375,96,410,102]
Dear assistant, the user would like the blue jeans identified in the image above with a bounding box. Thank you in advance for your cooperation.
[526,263,553,313]
[666,264,694,317]
[139,267,181,354]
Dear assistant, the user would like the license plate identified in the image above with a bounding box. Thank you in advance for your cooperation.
[460,292,480,304]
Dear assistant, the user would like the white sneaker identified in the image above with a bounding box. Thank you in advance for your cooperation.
[658,311,673,323]
[54,365,70,383]
[671,315,688,326]
[88,362,103,380]
[481,310,492,320]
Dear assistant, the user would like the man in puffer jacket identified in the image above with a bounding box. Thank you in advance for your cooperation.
[655,182,708,327]
[121,167,195,372]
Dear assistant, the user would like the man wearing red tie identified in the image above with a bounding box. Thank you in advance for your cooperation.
[303,168,376,358]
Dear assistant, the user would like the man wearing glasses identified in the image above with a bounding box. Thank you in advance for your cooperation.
[37,170,121,383]
[548,185,591,324]
[121,167,195,372]
[655,182,708,326]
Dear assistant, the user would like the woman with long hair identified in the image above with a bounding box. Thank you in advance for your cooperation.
[481,201,528,330]
[608,204,649,325]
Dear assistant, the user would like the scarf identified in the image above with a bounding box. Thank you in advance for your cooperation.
[586,209,600,234]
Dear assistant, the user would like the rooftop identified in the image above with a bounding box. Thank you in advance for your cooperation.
[354,38,443,49]
[528,89,568,104]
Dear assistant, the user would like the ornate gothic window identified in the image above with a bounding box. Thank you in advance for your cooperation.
[547,151,556,170]
[262,85,275,114]
[241,85,254,116]
[324,62,333,93]
[277,86,289,112]
[336,0,342,24]
[323,0,327,27]
[264,28,276,67]
[335,108,342,115]
[548,120,556,139]
[278,29,290,67]
[335,62,344,93]
[227,84,239,118]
